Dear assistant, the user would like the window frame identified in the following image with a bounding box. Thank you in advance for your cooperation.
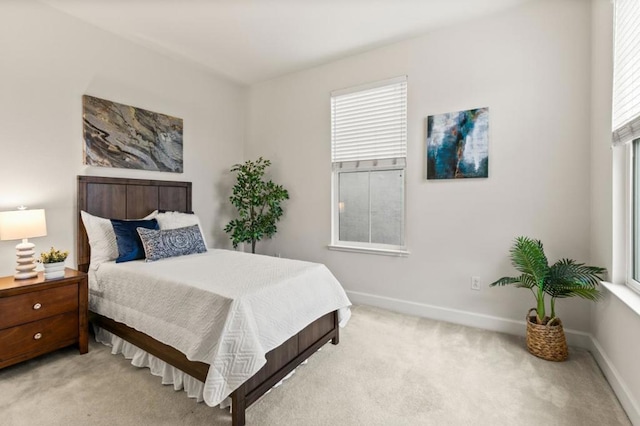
[626,139,640,294]
[329,76,408,256]
[331,160,407,253]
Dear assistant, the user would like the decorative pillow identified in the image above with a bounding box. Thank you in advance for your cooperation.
[157,209,194,214]
[80,210,158,266]
[155,211,208,247]
[137,225,207,262]
[111,219,159,263]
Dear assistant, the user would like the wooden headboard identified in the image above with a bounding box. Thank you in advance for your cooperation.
[77,176,192,273]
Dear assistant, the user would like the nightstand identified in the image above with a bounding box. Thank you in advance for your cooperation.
[0,268,88,369]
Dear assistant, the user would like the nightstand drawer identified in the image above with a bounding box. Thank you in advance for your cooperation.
[0,312,79,362]
[0,284,78,330]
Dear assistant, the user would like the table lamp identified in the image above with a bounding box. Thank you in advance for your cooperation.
[0,208,47,279]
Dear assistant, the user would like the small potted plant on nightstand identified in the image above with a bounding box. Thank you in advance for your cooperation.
[489,236,605,361]
[40,247,69,280]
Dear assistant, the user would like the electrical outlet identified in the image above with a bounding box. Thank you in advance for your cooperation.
[471,276,481,291]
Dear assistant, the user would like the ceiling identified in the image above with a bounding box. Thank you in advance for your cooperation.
[41,0,531,85]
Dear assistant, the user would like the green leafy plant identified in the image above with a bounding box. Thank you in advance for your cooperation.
[40,247,69,264]
[489,236,605,324]
[224,157,289,253]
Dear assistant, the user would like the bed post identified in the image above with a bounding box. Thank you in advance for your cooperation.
[331,310,340,345]
[231,384,247,426]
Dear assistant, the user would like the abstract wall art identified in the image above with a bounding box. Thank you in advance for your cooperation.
[426,107,489,180]
[82,95,183,173]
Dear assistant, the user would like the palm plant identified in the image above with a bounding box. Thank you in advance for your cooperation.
[490,236,605,324]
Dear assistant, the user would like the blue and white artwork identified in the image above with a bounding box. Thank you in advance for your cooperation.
[426,107,489,179]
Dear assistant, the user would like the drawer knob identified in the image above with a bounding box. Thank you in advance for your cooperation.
[34,332,42,340]
[33,303,42,310]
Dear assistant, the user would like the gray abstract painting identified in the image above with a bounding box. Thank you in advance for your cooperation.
[83,95,183,173]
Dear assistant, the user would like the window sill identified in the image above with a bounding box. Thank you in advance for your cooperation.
[601,281,640,317]
[327,244,410,257]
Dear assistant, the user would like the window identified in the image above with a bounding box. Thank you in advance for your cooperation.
[330,76,407,254]
[614,0,640,293]
[630,139,640,293]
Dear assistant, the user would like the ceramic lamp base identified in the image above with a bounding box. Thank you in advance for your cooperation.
[14,239,37,280]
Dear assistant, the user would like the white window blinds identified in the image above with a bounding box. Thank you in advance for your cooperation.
[613,0,640,146]
[331,76,407,163]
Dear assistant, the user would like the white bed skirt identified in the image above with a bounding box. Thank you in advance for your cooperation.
[93,325,304,409]
[94,325,228,407]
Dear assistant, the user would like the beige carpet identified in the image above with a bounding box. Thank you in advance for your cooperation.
[0,305,630,426]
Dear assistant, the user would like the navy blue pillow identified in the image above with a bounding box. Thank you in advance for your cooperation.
[111,219,159,263]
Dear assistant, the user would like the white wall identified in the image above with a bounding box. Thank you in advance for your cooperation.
[590,0,640,423]
[246,0,595,332]
[1,0,636,421]
[0,1,245,276]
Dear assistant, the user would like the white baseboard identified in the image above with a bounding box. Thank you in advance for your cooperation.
[589,337,640,425]
[346,290,592,348]
[346,290,639,425]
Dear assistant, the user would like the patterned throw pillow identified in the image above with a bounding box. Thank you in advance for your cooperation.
[137,225,207,262]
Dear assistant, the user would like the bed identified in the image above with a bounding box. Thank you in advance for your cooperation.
[76,175,350,426]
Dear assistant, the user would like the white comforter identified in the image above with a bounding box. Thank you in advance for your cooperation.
[89,249,351,406]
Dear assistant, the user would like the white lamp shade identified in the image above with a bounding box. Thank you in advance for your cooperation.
[0,209,47,241]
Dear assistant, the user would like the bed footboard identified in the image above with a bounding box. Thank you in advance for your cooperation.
[231,310,339,426]
[90,310,339,426]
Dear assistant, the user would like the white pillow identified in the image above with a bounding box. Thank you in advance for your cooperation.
[81,210,157,266]
[155,211,208,248]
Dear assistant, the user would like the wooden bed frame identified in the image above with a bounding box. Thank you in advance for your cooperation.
[77,175,339,426]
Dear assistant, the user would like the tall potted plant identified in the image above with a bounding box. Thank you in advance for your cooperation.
[490,236,605,361]
[224,157,289,253]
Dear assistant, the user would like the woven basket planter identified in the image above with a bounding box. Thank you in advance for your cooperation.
[525,308,568,362]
